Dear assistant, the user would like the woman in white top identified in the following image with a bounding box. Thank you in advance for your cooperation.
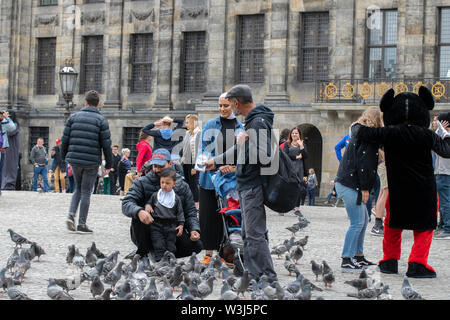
[181,114,202,209]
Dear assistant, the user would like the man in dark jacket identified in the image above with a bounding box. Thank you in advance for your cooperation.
[61,90,113,234]
[49,138,66,193]
[122,148,202,260]
[205,84,278,283]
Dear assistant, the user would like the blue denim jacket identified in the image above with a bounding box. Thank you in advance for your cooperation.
[198,115,244,190]
[1,118,17,149]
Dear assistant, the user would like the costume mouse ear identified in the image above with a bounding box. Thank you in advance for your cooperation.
[418,86,435,110]
[380,88,395,113]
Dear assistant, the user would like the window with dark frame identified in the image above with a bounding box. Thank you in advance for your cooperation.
[366,9,397,79]
[29,127,49,154]
[123,127,143,165]
[236,15,265,83]
[80,36,103,94]
[299,12,329,82]
[439,8,450,79]
[131,34,153,93]
[40,0,58,5]
[180,31,207,92]
[85,0,104,3]
[36,38,56,95]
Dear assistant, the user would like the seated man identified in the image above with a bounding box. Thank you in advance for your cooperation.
[122,148,202,260]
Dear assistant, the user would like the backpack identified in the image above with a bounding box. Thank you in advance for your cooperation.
[261,146,303,213]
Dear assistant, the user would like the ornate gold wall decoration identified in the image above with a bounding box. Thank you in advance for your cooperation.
[324,82,337,99]
[358,82,373,99]
[377,82,390,98]
[394,81,408,95]
[341,82,355,99]
[432,81,445,99]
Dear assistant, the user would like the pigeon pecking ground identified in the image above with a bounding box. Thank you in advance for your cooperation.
[0,191,448,300]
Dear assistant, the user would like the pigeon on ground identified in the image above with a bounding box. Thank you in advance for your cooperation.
[101,250,120,276]
[122,254,141,275]
[132,261,148,292]
[12,269,25,284]
[231,269,250,298]
[54,277,80,293]
[6,277,32,300]
[401,276,425,300]
[169,265,183,289]
[294,235,309,249]
[258,275,271,290]
[14,250,31,276]
[81,260,105,283]
[97,288,113,300]
[311,260,323,281]
[30,242,46,261]
[90,276,105,299]
[162,287,176,300]
[249,279,266,301]
[285,237,296,251]
[47,278,73,300]
[344,278,372,291]
[104,261,125,288]
[301,277,323,292]
[286,224,300,236]
[23,247,35,261]
[72,248,85,270]
[322,272,335,288]
[115,280,135,300]
[66,245,76,265]
[284,274,303,295]
[377,284,393,300]
[85,246,98,268]
[293,209,304,218]
[0,268,8,291]
[141,277,159,300]
[263,281,284,300]
[295,283,312,300]
[220,280,240,300]
[178,283,195,300]
[198,276,216,299]
[89,242,106,259]
[322,260,332,275]
[347,287,378,299]
[6,248,20,271]
[284,255,297,276]
[188,277,201,298]
[290,246,303,264]
[7,229,32,248]
[270,244,288,259]
[124,251,136,260]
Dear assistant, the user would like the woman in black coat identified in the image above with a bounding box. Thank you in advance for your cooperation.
[283,127,308,213]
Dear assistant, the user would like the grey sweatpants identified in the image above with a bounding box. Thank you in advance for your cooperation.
[239,185,278,282]
[69,165,98,226]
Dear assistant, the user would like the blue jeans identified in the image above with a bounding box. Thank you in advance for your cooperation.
[335,182,369,258]
[307,187,315,206]
[436,174,450,233]
[32,165,50,192]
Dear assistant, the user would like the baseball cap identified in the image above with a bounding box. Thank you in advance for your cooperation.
[149,149,171,166]
[225,84,253,102]
[55,138,61,144]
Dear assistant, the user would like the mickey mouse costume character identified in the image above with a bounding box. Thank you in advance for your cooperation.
[357,86,450,278]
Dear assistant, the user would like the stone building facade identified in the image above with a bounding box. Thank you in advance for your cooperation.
[1,0,450,195]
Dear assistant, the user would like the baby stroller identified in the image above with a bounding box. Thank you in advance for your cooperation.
[211,170,245,275]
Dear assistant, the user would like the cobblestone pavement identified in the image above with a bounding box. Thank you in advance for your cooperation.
[0,191,448,300]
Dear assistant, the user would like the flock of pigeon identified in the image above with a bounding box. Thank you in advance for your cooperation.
[0,212,427,300]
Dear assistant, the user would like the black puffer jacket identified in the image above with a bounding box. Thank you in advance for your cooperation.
[122,171,200,233]
[61,106,113,168]
[335,123,380,205]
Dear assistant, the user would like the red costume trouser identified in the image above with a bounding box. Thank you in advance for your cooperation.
[379,195,437,272]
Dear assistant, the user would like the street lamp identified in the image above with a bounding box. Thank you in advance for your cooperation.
[59,65,78,122]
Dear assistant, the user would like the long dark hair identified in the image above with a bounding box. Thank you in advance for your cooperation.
[287,127,302,147]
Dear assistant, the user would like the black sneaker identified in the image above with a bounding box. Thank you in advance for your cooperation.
[354,256,376,266]
[370,225,384,236]
[341,258,363,273]
[76,224,93,234]
[66,215,76,232]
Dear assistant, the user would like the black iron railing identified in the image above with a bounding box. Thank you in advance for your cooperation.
[315,78,450,103]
